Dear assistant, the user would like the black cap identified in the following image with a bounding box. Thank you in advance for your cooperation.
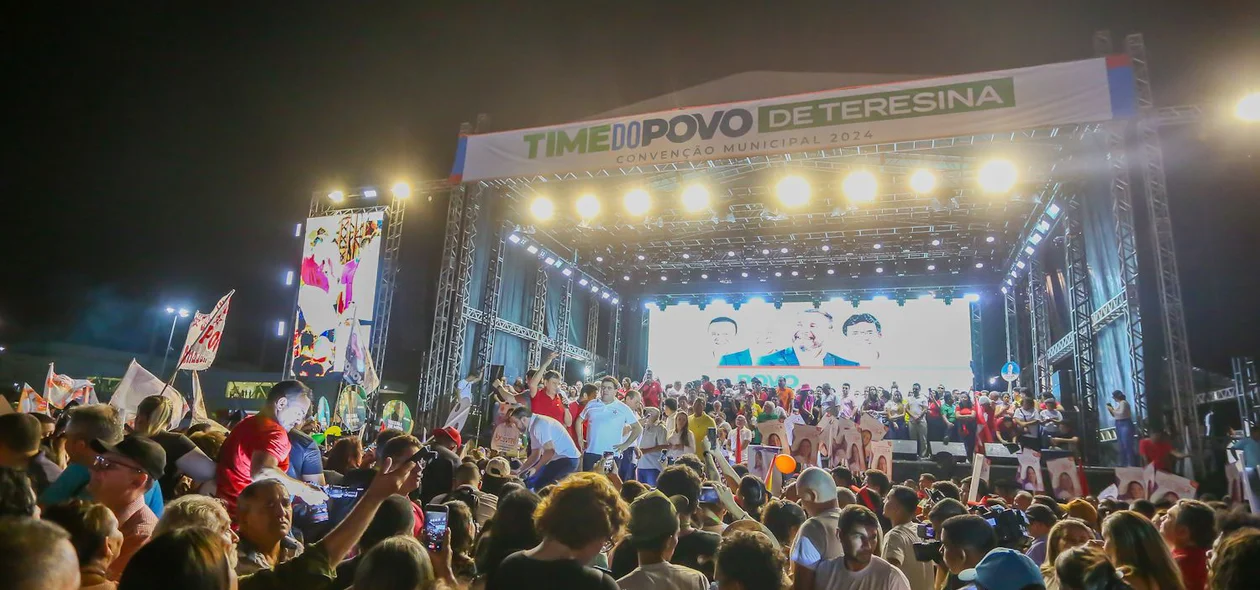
[91,435,166,484]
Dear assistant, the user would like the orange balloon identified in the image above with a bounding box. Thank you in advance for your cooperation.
[774,453,797,474]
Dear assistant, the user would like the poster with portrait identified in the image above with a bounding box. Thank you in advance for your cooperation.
[334,385,368,432]
[1114,467,1147,501]
[491,417,523,455]
[1047,457,1081,500]
[315,397,331,429]
[747,445,782,482]
[1150,471,1197,503]
[381,400,414,434]
[1098,484,1120,501]
[816,415,839,462]
[1016,449,1044,493]
[968,455,991,502]
[856,418,887,468]
[869,440,894,476]
[792,424,823,467]
[758,420,788,450]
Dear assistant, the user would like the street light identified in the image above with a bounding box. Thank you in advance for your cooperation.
[161,307,191,376]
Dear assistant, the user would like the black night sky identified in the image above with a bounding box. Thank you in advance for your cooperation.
[5,2,1259,384]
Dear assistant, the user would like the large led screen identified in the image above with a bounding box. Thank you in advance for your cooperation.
[291,210,385,377]
[646,299,974,391]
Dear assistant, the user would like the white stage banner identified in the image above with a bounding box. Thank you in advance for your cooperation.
[452,57,1136,182]
[179,290,234,371]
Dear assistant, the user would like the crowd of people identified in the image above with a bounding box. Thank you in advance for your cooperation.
[0,363,1256,590]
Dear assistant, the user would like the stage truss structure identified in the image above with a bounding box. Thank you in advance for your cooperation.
[410,31,1207,465]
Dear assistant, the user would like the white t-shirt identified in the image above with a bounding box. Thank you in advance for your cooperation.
[528,414,580,460]
[1039,409,1063,434]
[637,423,668,470]
[1112,400,1132,420]
[456,379,474,401]
[784,412,806,447]
[728,426,753,463]
[1014,407,1041,438]
[905,395,928,421]
[814,555,911,590]
[790,508,844,571]
[581,398,638,454]
[616,561,709,590]
[882,523,935,590]
[885,400,905,419]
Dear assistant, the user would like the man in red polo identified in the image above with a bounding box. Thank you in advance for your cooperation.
[527,351,572,430]
[639,369,663,408]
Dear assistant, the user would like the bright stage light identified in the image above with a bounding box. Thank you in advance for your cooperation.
[391,181,411,199]
[165,307,175,314]
[1024,246,1035,255]
[821,244,831,251]
[644,301,653,309]
[1029,233,1043,245]
[623,275,630,281]
[601,292,609,299]
[774,271,782,277]
[284,270,294,286]
[294,223,303,237]
[826,268,835,275]
[1236,92,1260,122]
[276,320,286,337]
[561,268,572,276]
[575,193,600,219]
[975,262,985,268]
[775,175,811,207]
[790,270,799,276]
[579,278,589,286]
[761,248,770,255]
[918,293,934,300]
[872,295,889,301]
[842,170,878,203]
[1046,204,1061,218]
[583,365,593,376]
[978,159,1018,194]
[508,233,522,244]
[526,245,539,254]
[637,254,646,261]
[328,190,345,203]
[591,285,599,293]
[681,184,711,212]
[931,239,940,246]
[530,196,555,220]
[624,189,652,216]
[611,298,619,304]
[779,247,789,254]
[700,273,709,279]
[986,235,996,243]
[363,189,378,199]
[543,256,555,266]
[741,272,749,278]
[964,293,981,302]
[927,264,936,271]
[873,243,882,250]
[875,267,884,274]
[1016,260,1026,269]
[682,253,690,259]
[596,256,604,262]
[1036,220,1051,233]
[909,169,937,194]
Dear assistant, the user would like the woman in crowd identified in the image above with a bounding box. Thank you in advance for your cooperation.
[132,395,217,499]
[668,412,695,461]
[474,488,541,581]
[1041,518,1097,590]
[1055,544,1133,590]
[117,527,233,590]
[1101,510,1185,590]
[323,437,363,477]
[758,499,805,564]
[41,499,124,590]
[1209,528,1260,590]
[486,472,628,590]
[444,500,478,584]
[352,536,438,590]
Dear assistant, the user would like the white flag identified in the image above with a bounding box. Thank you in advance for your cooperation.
[110,360,188,429]
[178,290,234,371]
[44,363,97,408]
[18,383,50,415]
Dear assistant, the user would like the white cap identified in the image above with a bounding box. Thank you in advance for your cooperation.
[797,467,838,503]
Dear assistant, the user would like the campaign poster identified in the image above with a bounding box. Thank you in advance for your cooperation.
[856,418,887,469]
[490,402,524,454]
[747,445,782,482]
[334,386,368,432]
[1046,457,1081,500]
[1150,471,1197,503]
[757,420,788,450]
[292,210,386,377]
[381,400,414,434]
[316,397,331,429]
[869,440,894,476]
[968,455,992,502]
[1115,467,1147,501]
[1016,449,1044,493]
[792,424,823,467]
[646,299,973,392]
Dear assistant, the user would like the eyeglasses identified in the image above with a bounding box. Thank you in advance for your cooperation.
[93,455,145,475]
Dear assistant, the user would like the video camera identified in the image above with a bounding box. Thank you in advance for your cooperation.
[912,523,942,564]
[911,505,1029,563]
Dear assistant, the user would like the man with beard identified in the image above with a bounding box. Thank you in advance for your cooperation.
[813,505,911,590]
[758,309,859,367]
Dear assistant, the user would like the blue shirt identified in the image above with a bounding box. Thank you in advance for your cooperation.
[717,349,753,367]
[1025,535,1048,565]
[287,430,324,479]
[757,348,860,367]
[39,463,165,516]
[1230,437,1260,469]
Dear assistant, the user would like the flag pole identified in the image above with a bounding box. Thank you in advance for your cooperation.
[159,289,235,397]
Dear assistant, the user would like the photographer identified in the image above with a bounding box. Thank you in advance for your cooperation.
[884,486,934,590]
[941,515,997,589]
[926,499,968,590]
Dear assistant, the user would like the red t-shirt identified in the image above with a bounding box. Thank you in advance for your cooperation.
[1172,547,1208,590]
[568,401,589,444]
[216,414,291,516]
[1140,438,1174,470]
[531,389,567,426]
[640,380,662,408]
[702,382,716,398]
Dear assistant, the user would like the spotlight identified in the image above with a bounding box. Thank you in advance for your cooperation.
[561,268,572,276]
[875,267,884,273]
[700,273,709,279]
[543,256,556,266]
[526,245,539,254]
[821,244,831,251]
[595,256,604,262]
[660,275,668,281]
[328,190,345,203]
[964,293,981,302]
[576,193,601,218]
[909,169,937,194]
[774,271,782,277]
[611,298,619,304]
[727,251,737,257]
[931,239,941,246]
[682,253,690,259]
[681,184,711,212]
[978,159,1018,193]
[927,264,936,271]
[601,292,610,299]
[1024,246,1035,255]
[986,235,996,243]
[741,272,749,278]
[579,278,589,286]
[644,301,653,309]
[873,243,882,250]
[363,189,378,198]
[842,170,878,203]
[791,270,800,277]
[530,196,555,220]
[592,285,600,293]
[1029,233,1043,245]
[623,274,631,281]
[508,234,522,244]
[761,248,771,255]
[775,175,811,207]
[624,188,652,215]
[780,247,789,254]
[1016,260,1026,269]
[1236,92,1260,122]
[637,254,646,261]
[975,262,984,269]
[391,181,411,199]
[1036,220,1051,233]
[826,268,835,275]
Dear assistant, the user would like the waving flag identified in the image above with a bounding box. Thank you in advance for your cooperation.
[178,290,234,371]
[44,363,97,408]
[110,360,188,429]
[342,325,380,395]
[18,383,49,414]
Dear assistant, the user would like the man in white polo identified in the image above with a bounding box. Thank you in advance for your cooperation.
[792,466,844,590]
[579,376,643,473]
[508,406,580,490]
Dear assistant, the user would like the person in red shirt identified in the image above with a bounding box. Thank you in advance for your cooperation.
[1160,499,1216,590]
[639,370,662,408]
[974,394,996,450]
[215,380,326,517]
[568,383,597,444]
[527,351,572,430]
[701,375,716,399]
[1139,429,1187,471]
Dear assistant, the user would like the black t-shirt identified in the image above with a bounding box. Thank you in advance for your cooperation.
[609,541,639,579]
[487,552,618,590]
[671,528,721,580]
[419,444,461,505]
[149,431,196,499]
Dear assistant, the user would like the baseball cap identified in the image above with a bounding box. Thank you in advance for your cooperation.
[1061,498,1098,525]
[486,456,511,478]
[960,548,1044,590]
[91,435,167,484]
[0,413,43,457]
[432,426,462,447]
[624,491,680,546]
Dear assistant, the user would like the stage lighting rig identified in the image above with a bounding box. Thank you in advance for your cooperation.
[530,195,555,220]
[391,181,412,199]
[681,184,711,213]
[624,188,652,216]
[909,169,937,194]
[775,175,811,208]
[1236,92,1260,122]
[576,193,601,219]
[978,159,1018,194]
[842,170,878,203]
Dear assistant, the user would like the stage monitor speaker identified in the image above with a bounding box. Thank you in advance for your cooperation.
[984,443,1021,460]
[933,442,968,458]
[891,440,920,455]
[891,440,967,458]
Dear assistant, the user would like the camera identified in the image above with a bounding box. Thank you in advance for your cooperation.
[912,523,943,564]
[974,505,1029,548]
[411,447,439,465]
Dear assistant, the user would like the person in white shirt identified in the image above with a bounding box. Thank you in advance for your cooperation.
[728,415,754,465]
[443,371,481,432]
[905,388,930,458]
[784,407,806,448]
[791,467,844,590]
[1038,398,1064,448]
[1012,396,1042,446]
[507,407,580,490]
[636,407,668,487]
[579,376,644,473]
[814,505,911,590]
[881,486,935,590]
[616,491,709,590]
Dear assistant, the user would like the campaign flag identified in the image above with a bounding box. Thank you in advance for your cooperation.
[18,383,50,415]
[110,360,188,429]
[44,363,97,408]
[178,290,234,371]
[342,325,381,395]
[187,371,223,431]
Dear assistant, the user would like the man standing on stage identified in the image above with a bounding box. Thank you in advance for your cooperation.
[906,386,930,458]
[728,414,754,465]
[508,406,581,490]
[640,369,663,408]
[443,370,481,433]
[526,351,572,430]
[578,376,643,473]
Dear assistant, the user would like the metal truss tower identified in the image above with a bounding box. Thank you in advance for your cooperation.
[527,267,547,368]
[1004,285,1021,375]
[422,175,468,413]
[585,297,600,359]
[609,304,623,376]
[436,183,482,424]
[1027,257,1051,396]
[555,279,574,378]
[469,219,507,439]
[1065,191,1099,461]
[970,302,984,388]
